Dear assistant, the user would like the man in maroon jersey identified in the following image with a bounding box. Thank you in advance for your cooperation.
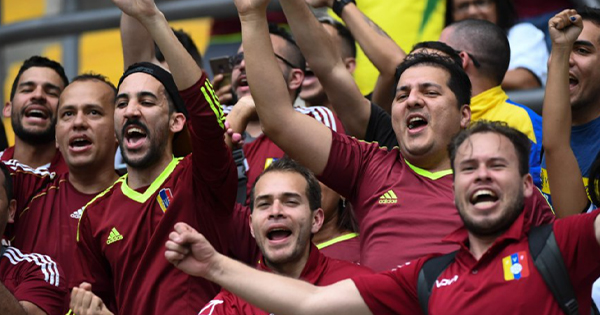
[164,122,600,315]
[0,163,67,314]
[192,158,371,314]
[1,56,69,174]
[223,0,555,272]
[4,73,120,313]
[71,0,244,314]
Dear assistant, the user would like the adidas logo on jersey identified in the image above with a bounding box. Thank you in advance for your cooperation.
[106,228,124,245]
[379,190,398,204]
[70,207,84,219]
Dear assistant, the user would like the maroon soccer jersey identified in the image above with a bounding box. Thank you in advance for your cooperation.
[1,246,67,315]
[321,130,555,271]
[353,209,600,315]
[11,173,99,289]
[199,244,373,315]
[223,105,345,206]
[316,232,360,264]
[0,146,68,175]
[76,76,244,315]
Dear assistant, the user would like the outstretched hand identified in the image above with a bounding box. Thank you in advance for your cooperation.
[304,0,334,8]
[165,222,219,278]
[548,9,583,49]
[111,0,159,20]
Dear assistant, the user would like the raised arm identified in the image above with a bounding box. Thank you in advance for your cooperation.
[237,0,332,174]
[165,222,372,315]
[307,0,405,113]
[112,0,202,90]
[281,0,371,139]
[120,12,156,69]
[542,9,589,217]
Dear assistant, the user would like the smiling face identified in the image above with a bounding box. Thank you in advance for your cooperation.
[250,171,324,267]
[56,79,116,171]
[392,65,470,169]
[4,67,65,145]
[568,20,600,116]
[453,132,533,237]
[115,73,179,170]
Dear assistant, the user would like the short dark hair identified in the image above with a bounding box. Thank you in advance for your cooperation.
[250,158,321,213]
[395,52,472,108]
[0,163,14,202]
[155,28,203,67]
[70,73,117,102]
[579,6,600,26]
[446,19,510,85]
[444,0,517,32]
[411,41,463,65]
[448,120,530,176]
[268,23,306,74]
[10,56,69,101]
[318,16,357,59]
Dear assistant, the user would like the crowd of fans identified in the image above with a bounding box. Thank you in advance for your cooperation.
[0,0,599,314]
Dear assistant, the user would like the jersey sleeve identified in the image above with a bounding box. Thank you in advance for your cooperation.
[3,159,54,218]
[318,129,385,203]
[5,247,67,315]
[351,260,424,315]
[554,210,600,289]
[198,290,248,315]
[294,106,346,135]
[365,102,397,149]
[179,75,237,214]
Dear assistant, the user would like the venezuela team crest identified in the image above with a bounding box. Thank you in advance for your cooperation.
[502,251,530,281]
[157,188,173,212]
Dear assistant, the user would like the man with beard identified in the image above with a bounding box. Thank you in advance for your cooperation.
[3,74,120,313]
[1,56,69,174]
[71,0,242,314]
[197,158,371,315]
[165,121,600,315]
[223,0,554,273]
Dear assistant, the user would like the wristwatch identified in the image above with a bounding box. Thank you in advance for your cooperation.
[332,0,356,17]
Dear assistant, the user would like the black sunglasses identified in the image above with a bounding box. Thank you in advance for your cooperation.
[455,50,481,68]
[231,52,299,69]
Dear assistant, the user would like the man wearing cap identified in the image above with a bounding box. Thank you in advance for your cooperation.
[71,0,243,314]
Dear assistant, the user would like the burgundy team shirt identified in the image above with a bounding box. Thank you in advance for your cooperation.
[199,244,373,315]
[316,232,360,264]
[223,105,345,206]
[1,246,67,315]
[76,75,245,315]
[321,130,555,271]
[353,209,600,315]
[0,146,68,175]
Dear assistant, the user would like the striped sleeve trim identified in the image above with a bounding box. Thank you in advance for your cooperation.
[3,247,61,286]
[294,106,338,132]
[3,159,56,179]
[200,80,226,129]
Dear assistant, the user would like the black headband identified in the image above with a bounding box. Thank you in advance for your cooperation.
[117,62,188,118]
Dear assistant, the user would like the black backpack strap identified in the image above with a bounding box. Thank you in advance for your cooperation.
[232,147,248,205]
[0,245,6,258]
[417,251,458,315]
[592,301,599,315]
[529,224,580,315]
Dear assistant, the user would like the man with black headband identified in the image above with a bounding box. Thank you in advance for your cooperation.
[70,0,243,314]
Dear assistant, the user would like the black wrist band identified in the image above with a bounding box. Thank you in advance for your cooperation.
[332,0,355,17]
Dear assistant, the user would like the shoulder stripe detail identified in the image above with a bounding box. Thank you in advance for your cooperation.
[20,179,67,218]
[316,232,359,250]
[3,247,60,286]
[201,80,225,129]
[295,106,338,131]
[77,176,124,242]
[120,156,182,203]
[3,159,56,179]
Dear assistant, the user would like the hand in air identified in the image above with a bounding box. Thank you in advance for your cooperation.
[111,0,159,20]
[165,222,219,278]
[70,282,114,315]
[548,9,583,49]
